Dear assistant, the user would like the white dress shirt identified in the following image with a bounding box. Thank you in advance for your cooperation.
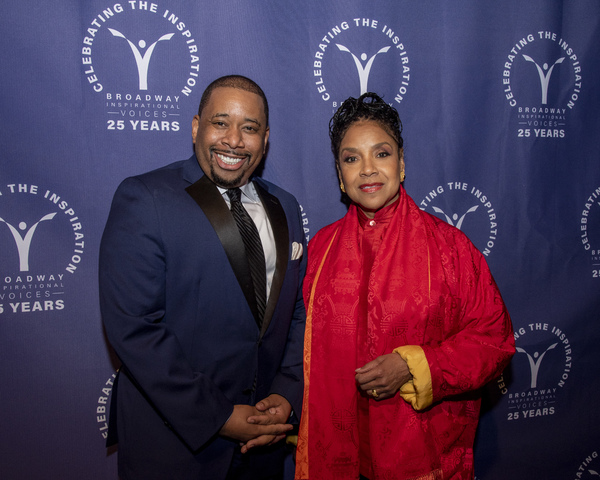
[219,182,276,299]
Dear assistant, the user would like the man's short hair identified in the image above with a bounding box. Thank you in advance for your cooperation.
[197,75,269,126]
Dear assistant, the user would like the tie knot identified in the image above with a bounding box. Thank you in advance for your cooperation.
[227,187,242,203]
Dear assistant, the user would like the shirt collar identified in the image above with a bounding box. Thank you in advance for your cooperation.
[357,193,400,229]
[218,181,259,203]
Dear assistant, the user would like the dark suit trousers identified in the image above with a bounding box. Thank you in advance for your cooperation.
[225,444,287,480]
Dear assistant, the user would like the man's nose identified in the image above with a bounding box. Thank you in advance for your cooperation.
[222,128,244,149]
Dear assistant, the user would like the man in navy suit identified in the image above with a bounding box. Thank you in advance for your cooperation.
[99,75,306,480]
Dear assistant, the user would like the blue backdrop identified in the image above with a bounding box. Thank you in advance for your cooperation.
[1,1,599,478]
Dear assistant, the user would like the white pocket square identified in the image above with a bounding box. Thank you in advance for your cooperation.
[291,242,303,261]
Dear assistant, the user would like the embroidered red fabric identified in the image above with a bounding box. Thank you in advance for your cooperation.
[296,188,514,480]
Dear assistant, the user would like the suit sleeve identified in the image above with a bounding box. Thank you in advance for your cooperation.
[99,177,233,451]
[396,236,515,409]
[268,201,307,418]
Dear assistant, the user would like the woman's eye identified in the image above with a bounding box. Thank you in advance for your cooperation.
[343,156,357,163]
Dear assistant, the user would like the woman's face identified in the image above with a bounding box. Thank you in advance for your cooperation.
[337,120,404,219]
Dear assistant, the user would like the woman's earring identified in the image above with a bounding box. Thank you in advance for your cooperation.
[400,171,406,183]
[340,182,346,193]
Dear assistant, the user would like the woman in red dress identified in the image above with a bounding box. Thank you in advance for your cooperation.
[295,93,514,480]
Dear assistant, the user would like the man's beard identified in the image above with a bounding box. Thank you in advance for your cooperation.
[209,163,246,188]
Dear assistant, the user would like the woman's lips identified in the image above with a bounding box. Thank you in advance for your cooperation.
[359,183,383,193]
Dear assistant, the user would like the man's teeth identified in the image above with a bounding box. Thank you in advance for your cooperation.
[217,153,242,165]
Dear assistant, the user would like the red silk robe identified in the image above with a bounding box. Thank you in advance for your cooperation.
[296,188,514,480]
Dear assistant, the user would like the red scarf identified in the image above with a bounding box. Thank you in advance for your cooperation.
[296,187,513,479]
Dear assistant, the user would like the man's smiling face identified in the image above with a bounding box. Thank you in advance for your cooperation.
[192,86,269,188]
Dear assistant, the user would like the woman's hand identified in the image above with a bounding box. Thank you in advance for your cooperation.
[355,353,412,401]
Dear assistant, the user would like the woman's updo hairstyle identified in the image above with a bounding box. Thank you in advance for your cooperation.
[329,92,403,164]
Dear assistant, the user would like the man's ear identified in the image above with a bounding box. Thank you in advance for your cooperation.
[263,126,270,154]
[191,115,200,143]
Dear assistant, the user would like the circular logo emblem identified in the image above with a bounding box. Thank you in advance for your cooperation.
[312,18,411,111]
[0,183,85,314]
[502,32,582,140]
[499,323,572,421]
[419,181,499,257]
[81,4,199,133]
[580,187,600,279]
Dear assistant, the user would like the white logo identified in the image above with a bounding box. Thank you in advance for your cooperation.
[299,204,311,244]
[0,183,85,314]
[574,450,599,479]
[312,18,410,110]
[516,343,558,389]
[522,54,565,105]
[431,205,479,231]
[502,31,582,140]
[96,372,116,439]
[81,4,199,133]
[107,29,175,90]
[501,322,572,421]
[419,181,499,256]
[335,44,391,95]
[580,186,600,279]
[0,213,57,272]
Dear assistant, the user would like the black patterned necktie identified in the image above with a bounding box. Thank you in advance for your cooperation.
[226,187,267,326]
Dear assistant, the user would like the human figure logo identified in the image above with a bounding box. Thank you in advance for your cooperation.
[516,343,558,389]
[108,29,175,90]
[335,44,391,95]
[432,205,479,230]
[522,54,565,104]
[0,213,57,271]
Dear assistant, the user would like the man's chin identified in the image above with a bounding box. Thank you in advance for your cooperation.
[210,166,246,188]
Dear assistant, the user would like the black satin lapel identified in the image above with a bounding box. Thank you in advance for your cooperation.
[185,176,259,322]
[255,184,289,336]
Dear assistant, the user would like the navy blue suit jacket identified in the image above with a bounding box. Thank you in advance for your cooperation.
[99,156,306,479]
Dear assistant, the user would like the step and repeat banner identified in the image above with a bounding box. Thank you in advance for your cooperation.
[1,1,599,478]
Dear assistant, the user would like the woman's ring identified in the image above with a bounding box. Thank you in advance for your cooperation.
[371,389,379,398]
